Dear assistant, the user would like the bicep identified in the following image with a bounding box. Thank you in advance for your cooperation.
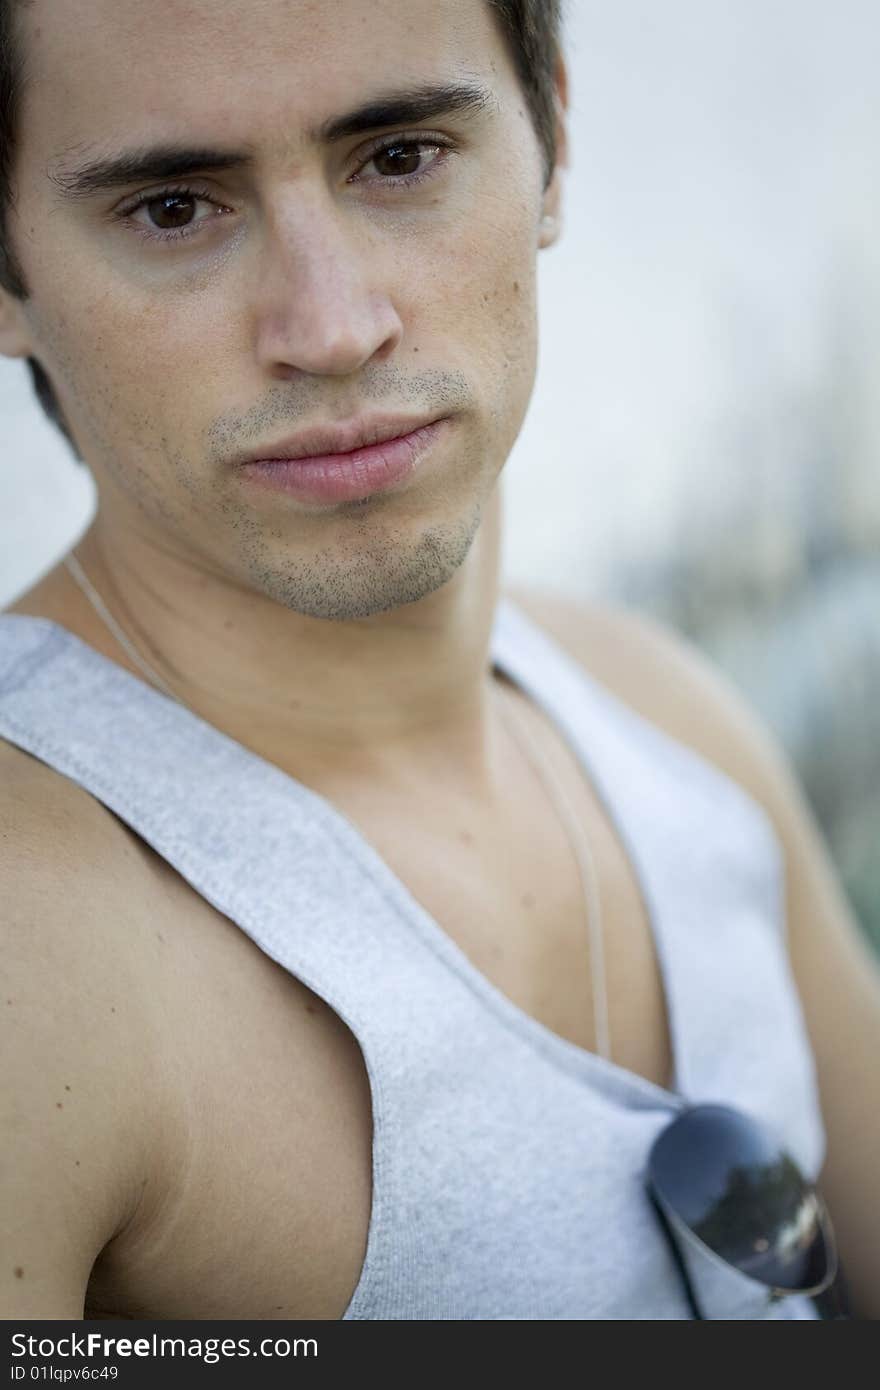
[2,959,137,1318]
[1,794,159,1319]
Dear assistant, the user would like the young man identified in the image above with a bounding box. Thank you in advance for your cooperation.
[0,0,877,1321]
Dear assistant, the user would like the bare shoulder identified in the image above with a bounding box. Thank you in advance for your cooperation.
[1,737,168,937]
[507,585,880,1317]
[0,738,182,1317]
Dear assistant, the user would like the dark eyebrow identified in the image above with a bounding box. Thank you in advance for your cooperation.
[48,80,497,200]
[313,79,496,142]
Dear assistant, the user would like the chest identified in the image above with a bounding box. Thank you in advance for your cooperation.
[86,755,673,1322]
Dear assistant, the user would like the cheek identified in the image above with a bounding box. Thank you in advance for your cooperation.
[456,239,539,441]
[388,127,542,388]
[26,261,214,459]
[416,210,539,383]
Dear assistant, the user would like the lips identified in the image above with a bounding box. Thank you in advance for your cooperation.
[238,417,449,505]
[242,415,443,466]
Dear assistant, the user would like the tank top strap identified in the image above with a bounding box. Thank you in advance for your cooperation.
[0,608,827,1319]
[490,596,825,1161]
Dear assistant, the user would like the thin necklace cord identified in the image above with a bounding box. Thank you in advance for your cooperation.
[494,683,612,1064]
[63,547,612,1064]
[64,553,183,706]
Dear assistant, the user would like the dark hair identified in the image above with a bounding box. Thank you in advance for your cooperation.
[0,0,565,460]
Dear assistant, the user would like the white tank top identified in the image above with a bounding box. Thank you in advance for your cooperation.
[0,600,826,1318]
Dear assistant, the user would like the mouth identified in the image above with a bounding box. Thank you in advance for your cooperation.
[237,417,450,506]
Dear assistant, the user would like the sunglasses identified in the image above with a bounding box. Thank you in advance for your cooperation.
[645,1103,849,1319]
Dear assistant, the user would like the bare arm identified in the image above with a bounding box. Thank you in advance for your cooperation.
[1,753,166,1318]
[510,588,880,1319]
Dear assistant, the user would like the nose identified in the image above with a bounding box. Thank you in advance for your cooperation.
[252,200,405,379]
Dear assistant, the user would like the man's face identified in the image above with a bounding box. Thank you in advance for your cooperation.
[7,0,563,620]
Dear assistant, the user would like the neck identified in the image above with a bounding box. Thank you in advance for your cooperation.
[71,491,508,792]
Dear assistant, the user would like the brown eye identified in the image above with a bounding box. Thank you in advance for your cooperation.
[371,143,426,179]
[146,194,198,230]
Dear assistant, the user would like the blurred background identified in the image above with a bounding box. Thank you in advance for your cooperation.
[2,0,878,954]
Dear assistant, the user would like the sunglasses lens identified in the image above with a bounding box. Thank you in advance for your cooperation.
[648,1105,833,1292]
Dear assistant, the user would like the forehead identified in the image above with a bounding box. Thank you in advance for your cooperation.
[17,0,510,163]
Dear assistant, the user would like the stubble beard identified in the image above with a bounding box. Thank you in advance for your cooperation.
[233,502,486,622]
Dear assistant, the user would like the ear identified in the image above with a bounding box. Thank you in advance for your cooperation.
[538,49,570,250]
[0,286,36,360]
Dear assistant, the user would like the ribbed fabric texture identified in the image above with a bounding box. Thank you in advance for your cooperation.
[0,600,825,1319]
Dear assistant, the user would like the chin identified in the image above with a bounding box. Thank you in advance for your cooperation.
[238,504,485,623]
